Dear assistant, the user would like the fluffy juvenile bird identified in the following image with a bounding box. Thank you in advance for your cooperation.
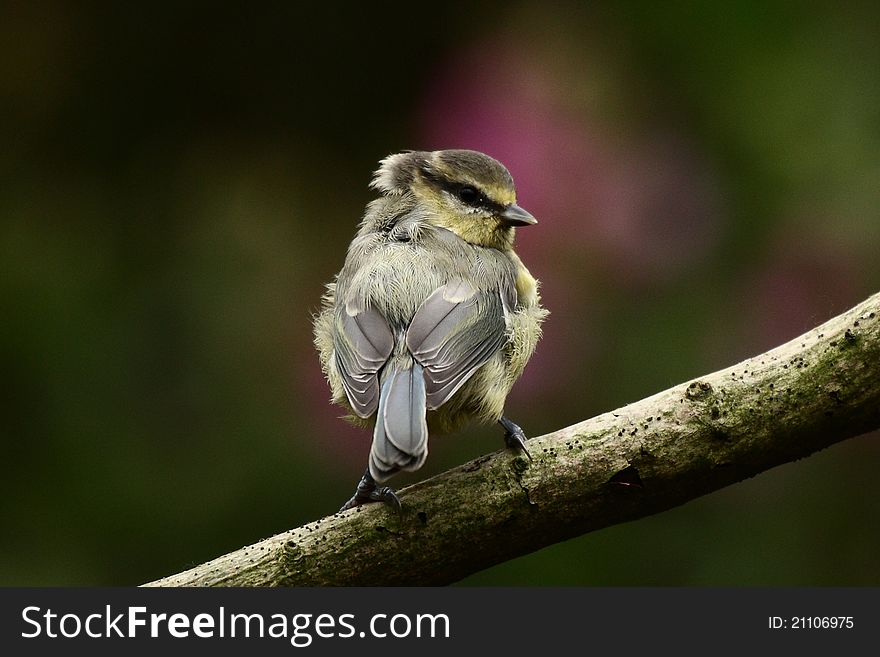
[313,149,548,511]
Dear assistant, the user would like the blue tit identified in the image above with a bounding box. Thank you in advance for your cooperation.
[314,150,547,510]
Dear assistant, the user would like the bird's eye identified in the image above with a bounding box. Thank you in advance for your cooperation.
[456,185,480,205]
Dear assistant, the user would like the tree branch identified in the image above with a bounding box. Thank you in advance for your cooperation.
[145,291,880,586]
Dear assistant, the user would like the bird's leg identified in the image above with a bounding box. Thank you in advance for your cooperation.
[498,415,532,461]
[339,468,401,512]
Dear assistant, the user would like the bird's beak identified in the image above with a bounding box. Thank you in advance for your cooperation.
[500,204,538,227]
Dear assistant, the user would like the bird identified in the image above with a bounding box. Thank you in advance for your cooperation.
[313,149,548,511]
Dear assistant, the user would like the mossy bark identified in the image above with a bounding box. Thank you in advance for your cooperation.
[145,292,880,586]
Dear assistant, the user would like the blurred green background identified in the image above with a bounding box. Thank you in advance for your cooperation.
[2,1,878,586]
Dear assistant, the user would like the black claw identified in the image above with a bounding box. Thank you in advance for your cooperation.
[499,415,533,461]
[339,495,361,513]
[374,487,402,512]
[339,469,402,512]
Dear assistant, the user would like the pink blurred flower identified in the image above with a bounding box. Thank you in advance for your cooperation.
[418,39,724,285]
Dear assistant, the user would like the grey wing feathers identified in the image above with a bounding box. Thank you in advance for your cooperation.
[337,278,509,482]
[334,306,394,418]
[406,280,508,410]
[369,363,429,481]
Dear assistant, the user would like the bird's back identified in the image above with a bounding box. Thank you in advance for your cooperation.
[336,206,518,331]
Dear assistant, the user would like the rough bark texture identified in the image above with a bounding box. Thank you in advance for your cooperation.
[145,292,880,587]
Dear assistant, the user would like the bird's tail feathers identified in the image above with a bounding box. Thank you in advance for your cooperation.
[369,361,428,482]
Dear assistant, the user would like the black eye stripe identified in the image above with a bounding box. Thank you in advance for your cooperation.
[418,165,506,212]
[450,184,505,212]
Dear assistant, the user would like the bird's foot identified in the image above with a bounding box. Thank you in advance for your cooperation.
[339,470,402,512]
[499,415,532,461]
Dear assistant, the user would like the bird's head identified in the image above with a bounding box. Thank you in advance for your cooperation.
[371,149,537,250]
